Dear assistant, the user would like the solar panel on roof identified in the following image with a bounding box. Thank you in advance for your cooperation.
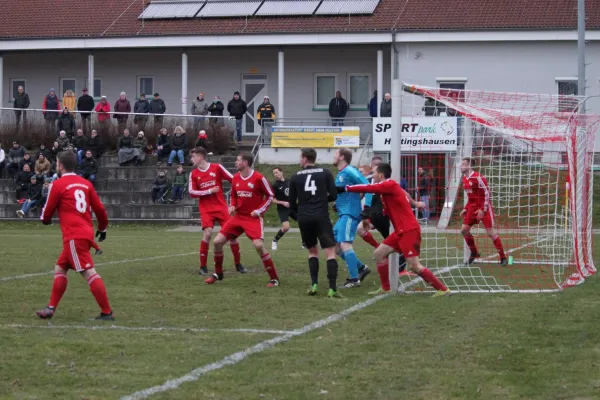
[255,0,320,16]
[315,0,381,15]
[197,0,262,17]
[139,0,205,19]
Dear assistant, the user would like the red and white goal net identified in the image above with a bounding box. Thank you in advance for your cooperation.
[395,84,598,293]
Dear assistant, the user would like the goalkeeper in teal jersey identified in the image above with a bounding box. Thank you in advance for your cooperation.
[333,148,372,288]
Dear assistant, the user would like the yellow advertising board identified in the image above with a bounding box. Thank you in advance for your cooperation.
[271,126,360,148]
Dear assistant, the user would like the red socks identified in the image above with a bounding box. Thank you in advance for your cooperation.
[200,240,210,268]
[48,272,68,309]
[360,231,379,248]
[261,253,278,280]
[87,273,111,314]
[230,241,241,265]
[376,261,391,291]
[464,233,478,254]
[418,268,447,291]
[492,236,506,259]
[214,251,224,275]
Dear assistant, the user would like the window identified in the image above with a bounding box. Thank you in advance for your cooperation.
[138,76,154,97]
[314,73,338,109]
[10,79,26,101]
[347,73,371,109]
[84,78,103,97]
[556,78,578,112]
[60,78,76,97]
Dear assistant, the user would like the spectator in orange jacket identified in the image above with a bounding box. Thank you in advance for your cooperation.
[94,96,111,136]
[62,89,77,115]
[42,88,61,136]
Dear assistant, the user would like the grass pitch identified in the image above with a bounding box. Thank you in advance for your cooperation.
[0,223,599,400]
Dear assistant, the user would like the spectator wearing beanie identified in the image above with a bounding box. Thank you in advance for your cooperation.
[134,93,150,134]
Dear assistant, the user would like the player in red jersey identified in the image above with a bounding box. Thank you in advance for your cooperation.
[188,147,246,275]
[36,151,113,320]
[460,157,507,265]
[346,163,450,296]
[206,154,280,287]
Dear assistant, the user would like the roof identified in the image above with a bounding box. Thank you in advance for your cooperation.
[1,0,599,40]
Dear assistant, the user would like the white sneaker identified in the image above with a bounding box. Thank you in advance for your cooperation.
[16,210,24,218]
[208,152,214,156]
[271,241,278,251]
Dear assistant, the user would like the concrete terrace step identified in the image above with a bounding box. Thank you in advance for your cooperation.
[0,204,195,219]
[98,154,232,167]
[96,165,236,180]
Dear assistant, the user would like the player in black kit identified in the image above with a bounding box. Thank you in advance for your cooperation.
[288,148,342,298]
[271,167,298,251]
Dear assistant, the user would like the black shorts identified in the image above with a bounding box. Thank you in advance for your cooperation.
[277,207,297,223]
[370,213,390,239]
[298,216,336,249]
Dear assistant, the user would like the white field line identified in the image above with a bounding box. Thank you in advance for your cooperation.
[0,252,199,282]
[0,324,293,335]
[121,294,390,400]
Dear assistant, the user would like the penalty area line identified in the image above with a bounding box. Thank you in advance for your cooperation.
[0,324,293,336]
[0,252,199,283]
[121,294,391,400]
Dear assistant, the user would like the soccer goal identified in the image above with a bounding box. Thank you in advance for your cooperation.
[390,83,599,293]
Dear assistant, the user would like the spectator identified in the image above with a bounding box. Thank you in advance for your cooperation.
[0,144,5,178]
[368,90,378,118]
[400,175,408,192]
[168,126,188,166]
[328,91,348,126]
[114,92,132,134]
[86,129,105,160]
[42,88,61,136]
[50,141,62,164]
[57,108,76,139]
[170,165,186,203]
[35,153,52,179]
[380,93,392,117]
[156,128,171,167]
[13,85,30,132]
[227,91,247,143]
[445,92,460,117]
[16,174,42,217]
[256,95,276,133]
[195,130,208,151]
[133,131,148,166]
[57,130,70,149]
[149,93,166,133]
[191,91,209,132]
[65,144,76,155]
[39,143,52,163]
[62,89,77,115]
[79,150,98,183]
[15,164,33,200]
[117,129,136,166]
[422,97,439,117]
[77,88,95,134]
[94,96,111,136]
[133,93,150,134]
[40,178,51,206]
[207,96,224,125]
[418,166,430,223]
[72,129,88,164]
[7,141,25,178]
[19,153,35,172]
[151,169,170,204]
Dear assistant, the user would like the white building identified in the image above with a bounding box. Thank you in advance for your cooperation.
[0,0,599,139]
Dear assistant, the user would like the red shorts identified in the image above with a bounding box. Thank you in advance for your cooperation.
[201,207,230,230]
[56,239,95,272]
[463,208,495,229]
[220,214,264,241]
[382,228,421,258]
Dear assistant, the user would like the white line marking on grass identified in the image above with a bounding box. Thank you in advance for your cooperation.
[121,294,390,400]
[0,252,199,282]
[1,324,293,335]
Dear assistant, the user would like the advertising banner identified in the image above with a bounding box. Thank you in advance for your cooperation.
[271,126,360,148]
[373,117,458,152]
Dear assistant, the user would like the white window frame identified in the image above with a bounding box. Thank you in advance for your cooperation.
[84,77,103,99]
[313,73,338,109]
[59,77,77,98]
[555,77,579,113]
[346,72,371,110]
[436,77,467,90]
[137,76,155,98]
[9,78,27,102]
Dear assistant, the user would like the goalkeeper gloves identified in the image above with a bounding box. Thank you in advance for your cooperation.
[360,206,371,220]
[336,186,346,194]
[95,230,107,242]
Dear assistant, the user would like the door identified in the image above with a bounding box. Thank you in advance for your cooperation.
[241,74,268,136]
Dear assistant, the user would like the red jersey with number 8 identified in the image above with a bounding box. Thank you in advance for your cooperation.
[41,173,108,242]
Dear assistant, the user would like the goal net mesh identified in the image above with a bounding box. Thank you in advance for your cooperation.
[395,84,598,293]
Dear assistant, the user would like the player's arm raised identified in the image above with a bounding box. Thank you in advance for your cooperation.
[40,182,60,225]
[89,185,109,240]
[326,170,337,202]
[251,176,274,217]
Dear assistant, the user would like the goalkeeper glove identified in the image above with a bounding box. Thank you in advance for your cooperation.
[336,186,346,194]
[360,206,371,220]
[95,230,107,242]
